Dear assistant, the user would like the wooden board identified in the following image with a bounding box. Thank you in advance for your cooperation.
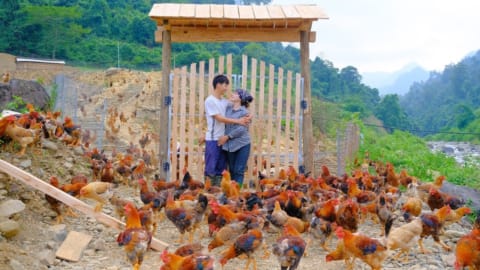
[0,159,169,251]
[56,231,92,262]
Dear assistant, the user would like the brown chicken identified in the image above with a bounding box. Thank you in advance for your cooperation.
[208,221,248,251]
[100,159,115,183]
[272,224,306,270]
[62,116,81,146]
[221,170,240,199]
[401,196,423,222]
[336,199,360,232]
[0,115,41,156]
[418,205,452,254]
[79,181,116,212]
[335,226,388,270]
[165,191,208,243]
[45,176,64,224]
[160,249,214,270]
[116,202,152,270]
[427,187,446,211]
[454,228,480,270]
[416,175,446,202]
[325,239,353,268]
[444,206,471,227]
[220,229,264,270]
[267,200,309,234]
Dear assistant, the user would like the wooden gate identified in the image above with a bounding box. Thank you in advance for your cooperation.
[169,54,303,188]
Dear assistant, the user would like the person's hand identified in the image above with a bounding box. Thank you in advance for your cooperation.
[198,137,205,145]
[217,135,228,146]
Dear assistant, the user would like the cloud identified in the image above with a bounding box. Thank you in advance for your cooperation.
[271,0,480,72]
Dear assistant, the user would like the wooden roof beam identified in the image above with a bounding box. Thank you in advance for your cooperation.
[155,28,316,43]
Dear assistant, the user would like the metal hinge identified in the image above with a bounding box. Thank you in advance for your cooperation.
[162,162,170,172]
[164,96,172,106]
[301,100,307,110]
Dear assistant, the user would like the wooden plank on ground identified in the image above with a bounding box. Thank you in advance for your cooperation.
[56,231,92,262]
[0,159,169,251]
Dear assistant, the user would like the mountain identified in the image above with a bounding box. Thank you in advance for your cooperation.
[362,63,429,96]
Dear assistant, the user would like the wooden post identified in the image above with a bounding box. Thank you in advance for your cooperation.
[159,20,172,180]
[300,31,314,175]
[0,159,169,251]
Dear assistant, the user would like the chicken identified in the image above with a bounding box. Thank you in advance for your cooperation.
[418,204,452,254]
[385,162,400,187]
[180,169,205,191]
[100,159,115,183]
[387,218,423,262]
[174,243,204,257]
[272,224,307,270]
[109,192,134,220]
[138,178,168,219]
[454,228,480,270]
[310,215,335,251]
[62,116,82,146]
[160,249,214,270]
[164,191,208,243]
[79,181,116,212]
[0,115,41,156]
[208,221,248,251]
[444,206,471,227]
[427,187,445,211]
[375,193,394,235]
[325,239,354,268]
[267,200,309,234]
[152,175,179,191]
[116,203,152,270]
[313,198,339,222]
[336,199,360,233]
[220,229,264,270]
[221,170,240,199]
[416,175,446,202]
[401,196,423,222]
[335,226,388,270]
[45,176,64,224]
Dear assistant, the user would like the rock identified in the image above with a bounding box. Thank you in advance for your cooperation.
[8,259,25,270]
[0,199,25,217]
[0,220,20,238]
[37,250,56,266]
[41,139,58,151]
[18,159,32,168]
[50,224,68,242]
[0,79,50,111]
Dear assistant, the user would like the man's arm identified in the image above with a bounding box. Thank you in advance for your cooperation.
[213,114,249,126]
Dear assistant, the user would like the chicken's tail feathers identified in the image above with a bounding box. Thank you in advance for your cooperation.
[385,215,396,237]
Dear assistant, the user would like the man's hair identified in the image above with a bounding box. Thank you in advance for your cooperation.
[212,74,229,89]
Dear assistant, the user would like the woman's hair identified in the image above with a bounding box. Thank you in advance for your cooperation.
[235,89,254,108]
[212,74,229,89]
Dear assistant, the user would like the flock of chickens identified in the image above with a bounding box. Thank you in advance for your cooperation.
[1,107,480,270]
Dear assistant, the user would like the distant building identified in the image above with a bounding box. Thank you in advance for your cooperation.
[16,57,65,71]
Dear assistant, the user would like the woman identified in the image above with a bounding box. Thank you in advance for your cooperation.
[222,88,254,187]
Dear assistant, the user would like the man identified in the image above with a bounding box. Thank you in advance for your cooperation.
[204,74,249,186]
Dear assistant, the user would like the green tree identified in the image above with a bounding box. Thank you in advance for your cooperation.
[375,94,410,132]
[22,5,90,59]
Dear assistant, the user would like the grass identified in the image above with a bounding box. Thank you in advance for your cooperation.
[353,127,480,189]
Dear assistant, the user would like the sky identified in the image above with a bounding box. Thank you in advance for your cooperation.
[271,0,480,73]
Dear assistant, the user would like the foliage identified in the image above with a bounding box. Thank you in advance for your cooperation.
[355,127,480,189]
[6,96,28,113]
[401,50,480,137]
[48,83,58,111]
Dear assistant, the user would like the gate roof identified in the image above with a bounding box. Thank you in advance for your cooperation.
[149,3,328,43]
